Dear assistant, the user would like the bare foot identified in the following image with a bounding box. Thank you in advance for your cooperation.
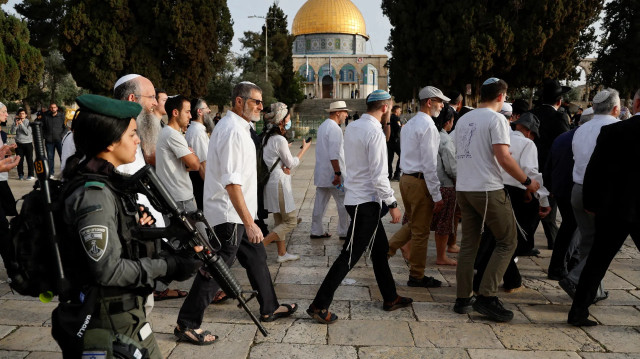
[447,244,460,253]
[436,257,457,266]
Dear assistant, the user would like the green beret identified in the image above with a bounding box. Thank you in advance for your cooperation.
[75,94,142,119]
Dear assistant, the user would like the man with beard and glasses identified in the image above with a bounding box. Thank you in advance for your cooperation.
[186,98,212,210]
[387,86,449,287]
[175,81,297,345]
[113,74,189,303]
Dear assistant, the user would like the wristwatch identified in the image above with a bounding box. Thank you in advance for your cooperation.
[388,201,398,209]
[334,171,341,176]
[521,177,532,186]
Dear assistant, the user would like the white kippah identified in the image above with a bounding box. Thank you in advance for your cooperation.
[114,74,141,90]
[238,81,256,86]
[582,107,594,116]
[592,90,611,104]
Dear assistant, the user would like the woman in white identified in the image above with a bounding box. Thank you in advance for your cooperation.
[262,102,311,262]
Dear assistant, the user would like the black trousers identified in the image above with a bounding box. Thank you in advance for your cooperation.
[540,197,558,249]
[387,141,401,178]
[189,171,204,211]
[548,196,577,277]
[177,223,279,329]
[475,186,539,290]
[312,202,398,309]
[569,215,640,321]
[16,142,34,177]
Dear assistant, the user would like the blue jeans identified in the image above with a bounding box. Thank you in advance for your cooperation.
[45,141,62,174]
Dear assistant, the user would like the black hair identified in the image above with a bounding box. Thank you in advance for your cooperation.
[391,105,401,112]
[63,110,132,179]
[155,88,167,98]
[165,95,189,121]
[434,104,455,131]
[366,99,390,112]
[480,79,508,103]
[447,90,462,105]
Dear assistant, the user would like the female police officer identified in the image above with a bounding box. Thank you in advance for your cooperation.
[53,94,201,358]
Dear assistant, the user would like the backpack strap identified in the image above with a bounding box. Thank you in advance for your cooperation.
[268,158,281,175]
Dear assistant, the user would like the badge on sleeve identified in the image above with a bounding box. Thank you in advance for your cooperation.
[79,225,108,262]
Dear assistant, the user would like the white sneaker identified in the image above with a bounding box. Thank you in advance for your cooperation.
[26,176,35,181]
[277,252,300,263]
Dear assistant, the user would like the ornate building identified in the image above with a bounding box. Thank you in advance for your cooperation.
[291,0,388,99]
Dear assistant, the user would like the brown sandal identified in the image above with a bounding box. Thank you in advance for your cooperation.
[154,288,188,301]
[307,306,338,324]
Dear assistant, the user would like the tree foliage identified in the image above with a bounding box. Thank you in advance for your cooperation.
[382,0,603,103]
[59,0,233,97]
[239,2,304,106]
[590,0,640,98]
[15,0,65,56]
[0,10,43,101]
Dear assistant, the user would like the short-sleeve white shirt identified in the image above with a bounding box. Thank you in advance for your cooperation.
[455,108,511,192]
[314,119,346,187]
[572,114,619,184]
[155,126,194,202]
[185,121,208,164]
[203,111,257,226]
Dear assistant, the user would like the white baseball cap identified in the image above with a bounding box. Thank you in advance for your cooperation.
[419,86,450,102]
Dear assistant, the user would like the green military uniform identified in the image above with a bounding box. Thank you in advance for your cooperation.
[53,95,166,359]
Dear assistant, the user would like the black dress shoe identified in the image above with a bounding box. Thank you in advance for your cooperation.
[453,296,476,314]
[407,276,442,288]
[568,316,598,326]
[473,295,514,322]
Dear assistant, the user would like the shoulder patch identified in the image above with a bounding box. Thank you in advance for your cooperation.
[84,181,105,189]
[79,225,108,262]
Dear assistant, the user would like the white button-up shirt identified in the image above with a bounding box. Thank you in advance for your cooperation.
[185,121,208,164]
[572,114,619,184]
[203,111,257,226]
[399,111,442,202]
[502,130,550,207]
[343,113,397,206]
[314,118,346,187]
[263,135,300,213]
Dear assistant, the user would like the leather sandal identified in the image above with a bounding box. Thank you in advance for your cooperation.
[174,327,217,345]
[154,288,188,301]
[307,306,338,324]
[261,303,298,322]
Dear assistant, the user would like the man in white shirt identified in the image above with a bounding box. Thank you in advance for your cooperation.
[559,88,621,302]
[454,78,540,322]
[176,82,297,344]
[310,101,351,240]
[308,90,413,324]
[186,98,211,210]
[155,95,200,213]
[388,86,448,288]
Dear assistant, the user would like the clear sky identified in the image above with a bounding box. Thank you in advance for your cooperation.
[1,0,392,58]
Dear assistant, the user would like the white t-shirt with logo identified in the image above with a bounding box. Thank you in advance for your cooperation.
[454,107,511,192]
[155,126,194,201]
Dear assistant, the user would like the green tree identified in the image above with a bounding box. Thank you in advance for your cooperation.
[590,0,640,98]
[206,52,237,111]
[381,0,602,103]
[15,0,65,56]
[239,2,304,106]
[59,0,233,96]
[0,8,44,111]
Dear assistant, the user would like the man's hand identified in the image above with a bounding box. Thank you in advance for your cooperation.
[525,178,540,193]
[332,174,341,186]
[389,207,402,224]
[0,155,20,172]
[0,144,17,157]
[282,166,291,175]
[538,206,551,219]
[433,200,444,214]
[246,222,264,243]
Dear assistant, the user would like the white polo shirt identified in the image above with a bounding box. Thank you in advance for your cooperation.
[343,113,397,206]
[203,111,257,226]
[399,111,442,201]
[572,114,619,185]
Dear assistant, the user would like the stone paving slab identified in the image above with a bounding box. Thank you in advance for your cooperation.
[328,320,414,346]
[281,320,327,345]
[467,349,581,359]
[0,300,57,326]
[589,306,640,326]
[583,326,640,353]
[24,352,63,359]
[249,342,358,359]
[0,327,60,352]
[601,271,635,290]
[359,346,471,359]
[349,300,415,321]
[519,304,574,324]
[410,322,503,349]
[609,269,640,288]
[491,324,590,351]
[0,351,30,359]
[274,283,370,301]
[594,290,640,306]
[580,353,640,359]
[412,302,470,322]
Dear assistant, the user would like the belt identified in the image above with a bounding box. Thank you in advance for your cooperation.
[404,172,424,179]
[107,296,138,314]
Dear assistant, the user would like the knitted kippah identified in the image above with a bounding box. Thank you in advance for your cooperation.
[367,89,391,103]
[592,90,611,104]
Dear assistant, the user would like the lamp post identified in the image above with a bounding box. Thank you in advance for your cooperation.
[248,15,276,82]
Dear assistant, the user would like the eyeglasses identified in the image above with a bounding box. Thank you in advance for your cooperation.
[135,94,156,100]
[243,97,263,106]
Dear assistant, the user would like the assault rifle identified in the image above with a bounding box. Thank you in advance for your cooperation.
[127,165,268,337]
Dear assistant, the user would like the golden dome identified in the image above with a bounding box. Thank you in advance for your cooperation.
[292,0,368,39]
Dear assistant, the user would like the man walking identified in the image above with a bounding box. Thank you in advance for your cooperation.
[387,105,403,181]
[310,101,351,240]
[559,89,621,303]
[176,82,297,344]
[42,103,66,175]
[387,86,449,288]
[186,98,211,210]
[307,90,412,324]
[453,78,539,322]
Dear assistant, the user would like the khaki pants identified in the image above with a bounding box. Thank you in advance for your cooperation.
[272,182,298,241]
[455,190,517,298]
[388,175,435,279]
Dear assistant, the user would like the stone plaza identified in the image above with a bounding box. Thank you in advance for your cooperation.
[0,143,639,358]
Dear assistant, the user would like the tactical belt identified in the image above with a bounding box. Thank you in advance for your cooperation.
[404,172,424,179]
[106,295,138,315]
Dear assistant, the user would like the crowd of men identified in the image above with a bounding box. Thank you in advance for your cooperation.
[0,73,638,351]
